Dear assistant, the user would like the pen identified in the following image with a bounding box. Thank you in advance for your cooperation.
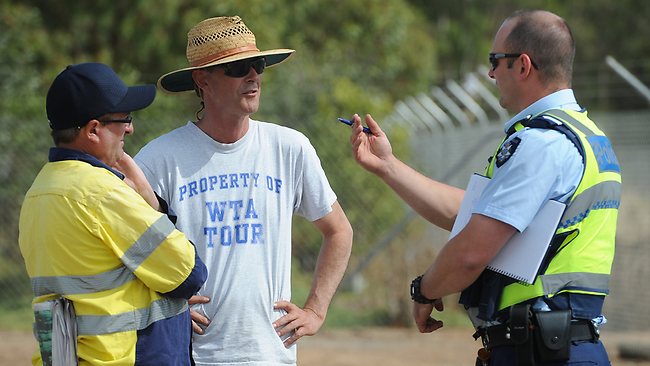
[337,117,371,134]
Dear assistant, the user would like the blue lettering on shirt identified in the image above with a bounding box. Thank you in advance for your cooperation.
[203,223,265,247]
[175,172,281,247]
[177,172,281,201]
[205,199,258,222]
[202,198,263,247]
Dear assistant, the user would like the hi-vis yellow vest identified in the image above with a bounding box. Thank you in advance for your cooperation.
[19,160,197,365]
[485,109,621,312]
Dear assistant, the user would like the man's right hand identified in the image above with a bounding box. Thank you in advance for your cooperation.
[189,295,211,334]
[350,114,395,177]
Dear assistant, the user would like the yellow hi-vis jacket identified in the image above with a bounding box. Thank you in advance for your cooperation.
[484,109,621,313]
[19,156,203,365]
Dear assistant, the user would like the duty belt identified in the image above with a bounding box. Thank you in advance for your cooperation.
[479,319,598,350]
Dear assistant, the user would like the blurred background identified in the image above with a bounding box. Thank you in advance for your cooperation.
[1,0,649,360]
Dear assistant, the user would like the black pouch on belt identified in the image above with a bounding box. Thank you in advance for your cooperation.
[532,309,571,363]
[510,304,535,366]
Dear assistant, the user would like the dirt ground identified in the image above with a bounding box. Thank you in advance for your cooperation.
[3,327,649,365]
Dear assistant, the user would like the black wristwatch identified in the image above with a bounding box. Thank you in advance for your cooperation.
[410,275,436,304]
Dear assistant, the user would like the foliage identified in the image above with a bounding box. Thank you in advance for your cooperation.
[0,3,55,266]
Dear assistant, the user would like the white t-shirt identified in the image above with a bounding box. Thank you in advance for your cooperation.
[135,120,336,365]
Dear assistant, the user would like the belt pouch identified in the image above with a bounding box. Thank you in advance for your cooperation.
[510,304,535,366]
[532,310,571,363]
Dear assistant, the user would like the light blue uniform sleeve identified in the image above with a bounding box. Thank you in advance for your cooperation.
[473,128,583,232]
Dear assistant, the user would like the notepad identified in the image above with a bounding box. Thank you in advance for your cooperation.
[449,174,566,284]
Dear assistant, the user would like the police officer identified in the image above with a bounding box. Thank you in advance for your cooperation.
[348,9,620,366]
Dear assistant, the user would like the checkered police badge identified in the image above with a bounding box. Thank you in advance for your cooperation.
[496,137,521,167]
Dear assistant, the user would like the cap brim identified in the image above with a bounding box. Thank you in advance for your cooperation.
[158,49,295,93]
[111,84,157,114]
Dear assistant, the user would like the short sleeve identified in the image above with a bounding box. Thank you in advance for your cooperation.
[473,128,583,232]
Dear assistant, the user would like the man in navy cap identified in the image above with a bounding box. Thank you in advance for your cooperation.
[19,63,207,365]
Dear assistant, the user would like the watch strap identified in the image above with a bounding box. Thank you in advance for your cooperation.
[410,275,436,304]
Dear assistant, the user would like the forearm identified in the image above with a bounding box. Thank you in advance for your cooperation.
[380,156,464,231]
[163,244,208,299]
[135,185,161,211]
[420,236,486,300]
[114,153,161,211]
[419,214,517,300]
[304,213,353,317]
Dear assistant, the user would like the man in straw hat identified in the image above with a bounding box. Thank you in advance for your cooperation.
[135,16,353,365]
[19,62,207,365]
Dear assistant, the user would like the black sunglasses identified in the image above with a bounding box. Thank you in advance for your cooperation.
[100,115,133,124]
[489,53,539,71]
[221,57,266,78]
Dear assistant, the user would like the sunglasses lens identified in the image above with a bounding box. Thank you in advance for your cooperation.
[224,58,266,77]
[225,62,247,77]
[252,58,266,74]
[489,55,498,70]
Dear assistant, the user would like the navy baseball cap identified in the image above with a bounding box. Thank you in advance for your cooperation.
[46,63,156,130]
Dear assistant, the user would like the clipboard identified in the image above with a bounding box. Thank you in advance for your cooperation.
[449,174,566,284]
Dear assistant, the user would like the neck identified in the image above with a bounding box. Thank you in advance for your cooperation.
[196,114,250,144]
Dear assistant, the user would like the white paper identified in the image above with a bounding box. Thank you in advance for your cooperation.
[449,174,566,284]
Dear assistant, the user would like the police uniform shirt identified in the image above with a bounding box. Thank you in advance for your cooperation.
[473,89,584,232]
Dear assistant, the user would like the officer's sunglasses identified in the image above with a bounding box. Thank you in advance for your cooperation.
[489,53,539,71]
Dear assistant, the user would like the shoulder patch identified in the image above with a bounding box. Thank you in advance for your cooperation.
[496,137,521,168]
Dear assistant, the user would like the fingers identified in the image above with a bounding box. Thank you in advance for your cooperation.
[191,319,205,335]
[418,317,444,333]
[190,309,210,325]
[189,295,211,335]
[112,152,135,172]
[188,295,210,306]
[190,308,210,335]
[272,300,298,331]
[412,302,444,334]
[350,114,366,143]
[434,298,444,312]
[281,324,309,347]
[364,113,381,134]
[272,301,323,348]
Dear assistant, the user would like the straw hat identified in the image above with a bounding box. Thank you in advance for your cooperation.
[158,16,295,93]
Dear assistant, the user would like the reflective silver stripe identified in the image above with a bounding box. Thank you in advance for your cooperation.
[76,297,188,335]
[540,272,611,296]
[121,216,175,272]
[559,180,621,229]
[31,266,135,297]
[543,109,594,136]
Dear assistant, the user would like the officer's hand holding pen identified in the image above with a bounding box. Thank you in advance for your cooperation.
[337,117,371,134]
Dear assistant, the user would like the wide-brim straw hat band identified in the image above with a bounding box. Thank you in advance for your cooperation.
[158,16,294,93]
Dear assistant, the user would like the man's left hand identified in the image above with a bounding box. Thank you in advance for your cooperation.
[272,300,324,347]
[412,298,444,333]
